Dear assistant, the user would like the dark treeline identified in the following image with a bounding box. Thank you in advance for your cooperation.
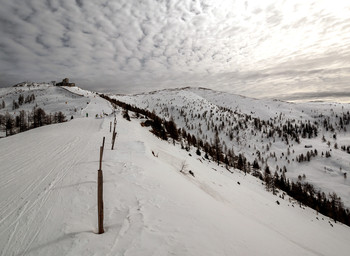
[296,149,318,162]
[101,94,179,142]
[0,107,66,136]
[100,94,350,227]
[100,94,250,170]
[264,169,350,226]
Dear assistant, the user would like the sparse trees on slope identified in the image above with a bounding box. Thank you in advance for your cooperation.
[32,107,46,128]
[5,112,14,136]
[56,111,66,123]
[18,94,24,105]
[214,131,222,166]
[12,100,19,110]
[18,110,28,132]
[165,117,179,141]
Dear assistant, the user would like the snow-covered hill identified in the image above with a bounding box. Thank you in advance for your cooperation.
[0,83,110,137]
[0,83,87,118]
[1,93,350,255]
[1,84,350,255]
[112,87,350,208]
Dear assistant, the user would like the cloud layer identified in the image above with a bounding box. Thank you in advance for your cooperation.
[1,0,350,101]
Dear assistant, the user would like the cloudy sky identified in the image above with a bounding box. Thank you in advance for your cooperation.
[1,0,350,101]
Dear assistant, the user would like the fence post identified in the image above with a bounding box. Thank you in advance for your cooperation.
[98,146,104,234]
[111,121,116,144]
[111,119,117,150]
[111,132,116,150]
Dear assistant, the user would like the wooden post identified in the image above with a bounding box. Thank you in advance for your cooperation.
[111,132,116,150]
[100,137,105,161]
[99,146,103,171]
[98,170,104,234]
[113,118,117,134]
[98,146,104,234]
[111,119,117,150]
[111,122,116,144]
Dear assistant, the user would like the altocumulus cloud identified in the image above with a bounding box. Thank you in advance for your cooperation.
[0,0,350,101]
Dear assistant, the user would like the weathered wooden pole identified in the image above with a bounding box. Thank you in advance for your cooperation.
[111,119,117,150]
[98,146,104,234]
[111,121,116,144]
[111,132,116,150]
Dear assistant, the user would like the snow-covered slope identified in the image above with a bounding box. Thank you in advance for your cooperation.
[1,94,350,255]
[112,88,350,208]
[0,83,107,120]
[0,83,112,138]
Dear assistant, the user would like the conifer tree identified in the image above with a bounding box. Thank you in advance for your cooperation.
[214,131,221,165]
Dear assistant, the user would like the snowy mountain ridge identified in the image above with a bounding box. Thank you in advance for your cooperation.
[112,87,350,208]
[0,83,110,137]
[1,84,350,255]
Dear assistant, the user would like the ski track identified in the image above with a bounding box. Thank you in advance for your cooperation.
[0,137,79,227]
[0,118,105,256]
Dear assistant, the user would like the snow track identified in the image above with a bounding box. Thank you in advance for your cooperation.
[0,118,107,256]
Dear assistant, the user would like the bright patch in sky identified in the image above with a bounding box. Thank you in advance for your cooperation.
[0,0,350,101]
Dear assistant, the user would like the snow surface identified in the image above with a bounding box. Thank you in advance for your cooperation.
[1,92,350,255]
[0,84,87,118]
[112,87,350,207]
[0,83,112,120]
